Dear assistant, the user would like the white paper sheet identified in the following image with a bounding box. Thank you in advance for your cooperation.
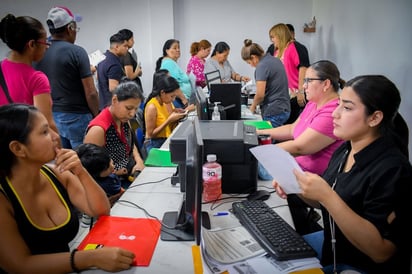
[250,145,302,194]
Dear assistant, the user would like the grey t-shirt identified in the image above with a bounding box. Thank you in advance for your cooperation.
[204,58,235,82]
[255,53,290,116]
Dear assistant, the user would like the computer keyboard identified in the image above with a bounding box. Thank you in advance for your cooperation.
[232,200,317,261]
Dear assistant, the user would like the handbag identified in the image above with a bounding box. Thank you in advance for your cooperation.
[0,62,14,103]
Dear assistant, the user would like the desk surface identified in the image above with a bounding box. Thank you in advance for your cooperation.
[81,164,295,274]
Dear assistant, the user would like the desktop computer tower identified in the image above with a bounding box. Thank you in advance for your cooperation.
[199,120,258,194]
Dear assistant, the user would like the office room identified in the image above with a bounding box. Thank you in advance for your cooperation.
[0,0,411,273]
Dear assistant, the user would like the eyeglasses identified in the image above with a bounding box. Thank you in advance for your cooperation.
[69,22,80,32]
[36,40,51,47]
[303,78,325,85]
[70,26,80,32]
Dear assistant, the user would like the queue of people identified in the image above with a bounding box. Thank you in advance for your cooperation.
[0,6,410,274]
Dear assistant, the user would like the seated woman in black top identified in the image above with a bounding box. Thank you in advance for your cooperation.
[273,75,412,273]
[0,104,135,273]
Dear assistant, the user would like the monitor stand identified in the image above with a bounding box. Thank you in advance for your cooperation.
[160,211,211,241]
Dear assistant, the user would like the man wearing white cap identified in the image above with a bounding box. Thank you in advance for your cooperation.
[35,6,99,149]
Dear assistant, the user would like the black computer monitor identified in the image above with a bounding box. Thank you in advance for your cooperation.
[161,117,208,245]
[195,86,210,120]
[209,83,242,120]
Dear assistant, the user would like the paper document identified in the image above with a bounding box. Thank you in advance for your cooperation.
[202,226,265,264]
[250,145,302,194]
[88,50,106,67]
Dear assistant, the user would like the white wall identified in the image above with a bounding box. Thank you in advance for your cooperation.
[1,0,411,155]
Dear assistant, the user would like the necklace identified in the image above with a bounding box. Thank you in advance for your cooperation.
[329,149,349,274]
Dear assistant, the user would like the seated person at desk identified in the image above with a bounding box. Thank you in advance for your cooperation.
[0,104,134,273]
[204,41,250,83]
[75,143,125,206]
[273,75,412,273]
[84,81,145,189]
[257,60,344,234]
[143,72,187,153]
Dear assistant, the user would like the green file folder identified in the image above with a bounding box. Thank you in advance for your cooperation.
[144,148,177,167]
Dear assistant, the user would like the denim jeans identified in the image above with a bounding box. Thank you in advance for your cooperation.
[258,111,290,180]
[263,111,290,128]
[144,138,167,154]
[303,231,366,274]
[53,112,93,149]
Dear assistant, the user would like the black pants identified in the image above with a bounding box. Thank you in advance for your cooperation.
[287,194,323,235]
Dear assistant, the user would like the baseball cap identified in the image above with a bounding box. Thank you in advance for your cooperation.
[47,6,82,30]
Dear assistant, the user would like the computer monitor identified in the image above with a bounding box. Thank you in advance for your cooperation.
[195,86,210,120]
[209,83,242,120]
[161,117,208,245]
[204,70,221,90]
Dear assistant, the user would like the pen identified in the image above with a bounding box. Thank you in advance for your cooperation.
[213,212,229,216]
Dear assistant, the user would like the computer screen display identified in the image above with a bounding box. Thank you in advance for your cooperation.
[209,83,242,120]
[161,117,207,245]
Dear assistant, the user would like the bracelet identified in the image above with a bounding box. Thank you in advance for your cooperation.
[70,248,81,273]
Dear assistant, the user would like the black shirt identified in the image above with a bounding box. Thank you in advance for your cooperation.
[321,138,412,273]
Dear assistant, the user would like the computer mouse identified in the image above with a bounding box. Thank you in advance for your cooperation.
[247,190,271,201]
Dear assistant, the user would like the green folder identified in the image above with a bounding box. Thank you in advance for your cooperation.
[144,148,177,167]
[243,120,273,130]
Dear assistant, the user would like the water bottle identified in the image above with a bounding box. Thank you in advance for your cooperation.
[211,102,221,120]
[202,154,222,202]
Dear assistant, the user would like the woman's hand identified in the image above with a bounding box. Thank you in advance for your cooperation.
[272,180,287,199]
[54,148,84,176]
[294,169,332,202]
[87,247,135,272]
[132,159,145,173]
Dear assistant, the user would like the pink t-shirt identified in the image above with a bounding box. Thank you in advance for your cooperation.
[0,59,50,105]
[276,43,299,90]
[294,99,343,175]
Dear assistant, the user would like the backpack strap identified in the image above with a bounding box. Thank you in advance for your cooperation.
[0,61,13,103]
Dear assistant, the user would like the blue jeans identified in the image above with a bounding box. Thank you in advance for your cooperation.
[144,138,167,154]
[263,111,290,128]
[258,111,290,180]
[303,231,366,274]
[53,112,93,149]
[173,97,185,109]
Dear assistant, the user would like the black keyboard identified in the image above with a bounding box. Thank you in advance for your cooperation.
[232,200,317,261]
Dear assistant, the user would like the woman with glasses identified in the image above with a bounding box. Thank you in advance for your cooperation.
[257,60,345,234]
[0,14,58,134]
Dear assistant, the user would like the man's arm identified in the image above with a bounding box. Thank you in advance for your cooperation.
[81,76,99,117]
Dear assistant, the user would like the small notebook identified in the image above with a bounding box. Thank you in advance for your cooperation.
[77,216,161,266]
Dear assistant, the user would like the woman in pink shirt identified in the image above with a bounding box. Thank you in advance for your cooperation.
[186,39,212,88]
[257,60,344,234]
[0,14,57,134]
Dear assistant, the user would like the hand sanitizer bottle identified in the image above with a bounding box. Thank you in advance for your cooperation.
[212,102,221,120]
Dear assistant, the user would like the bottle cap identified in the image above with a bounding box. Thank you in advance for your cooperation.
[206,154,217,162]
